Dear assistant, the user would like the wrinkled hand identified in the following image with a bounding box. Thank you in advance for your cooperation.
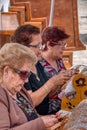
[41,115,58,128]
[55,69,79,86]
[49,69,79,90]
[53,70,72,86]
[56,110,71,119]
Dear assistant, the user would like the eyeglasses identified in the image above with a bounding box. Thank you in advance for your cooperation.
[50,41,67,48]
[28,44,42,50]
[12,68,32,80]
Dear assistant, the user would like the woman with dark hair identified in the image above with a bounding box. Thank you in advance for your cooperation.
[41,26,69,50]
[40,26,71,113]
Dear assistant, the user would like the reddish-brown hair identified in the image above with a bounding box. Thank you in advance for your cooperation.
[41,26,69,50]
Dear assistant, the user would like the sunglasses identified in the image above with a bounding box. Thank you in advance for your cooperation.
[28,44,41,49]
[12,68,32,80]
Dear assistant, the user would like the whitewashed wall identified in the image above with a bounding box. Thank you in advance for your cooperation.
[0,0,10,12]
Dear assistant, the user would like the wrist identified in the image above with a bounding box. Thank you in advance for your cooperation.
[43,85,49,94]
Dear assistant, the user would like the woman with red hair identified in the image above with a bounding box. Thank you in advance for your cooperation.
[40,26,70,113]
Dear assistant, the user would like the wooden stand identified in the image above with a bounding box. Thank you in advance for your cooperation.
[21,0,86,50]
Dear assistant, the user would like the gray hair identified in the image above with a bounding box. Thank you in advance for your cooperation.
[0,43,37,75]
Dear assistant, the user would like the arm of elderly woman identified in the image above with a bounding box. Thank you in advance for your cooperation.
[0,86,58,130]
[0,87,45,130]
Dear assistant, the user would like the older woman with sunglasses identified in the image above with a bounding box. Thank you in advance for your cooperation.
[0,43,59,130]
[10,24,76,115]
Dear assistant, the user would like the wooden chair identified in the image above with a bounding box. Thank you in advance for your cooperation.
[9,6,44,31]
[10,0,47,29]
[30,17,47,30]
[1,12,19,31]
[9,6,25,25]
[0,12,19,47]
[0,34,12,47]
[24,21,43,32]
[10,0,32,21]
[63,51,73,69]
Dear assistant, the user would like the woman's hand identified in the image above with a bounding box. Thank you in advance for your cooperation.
[56,110,71,119]
[45,69,79,93]
[52,70,71,86]
[41,115,58,128]
[53,69,79,87]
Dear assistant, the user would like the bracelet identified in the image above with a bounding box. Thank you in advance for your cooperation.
[44,85,49,94]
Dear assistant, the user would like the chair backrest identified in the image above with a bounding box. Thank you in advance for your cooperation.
[9,6,25,25]
[63,51,72,69]
[1,12,19,31]
[10,0,47,29]
[9,0,47,30]
[10,1,32,21]
[24,21,43,32]
[0,11,19,47]
[30,17,47,30]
